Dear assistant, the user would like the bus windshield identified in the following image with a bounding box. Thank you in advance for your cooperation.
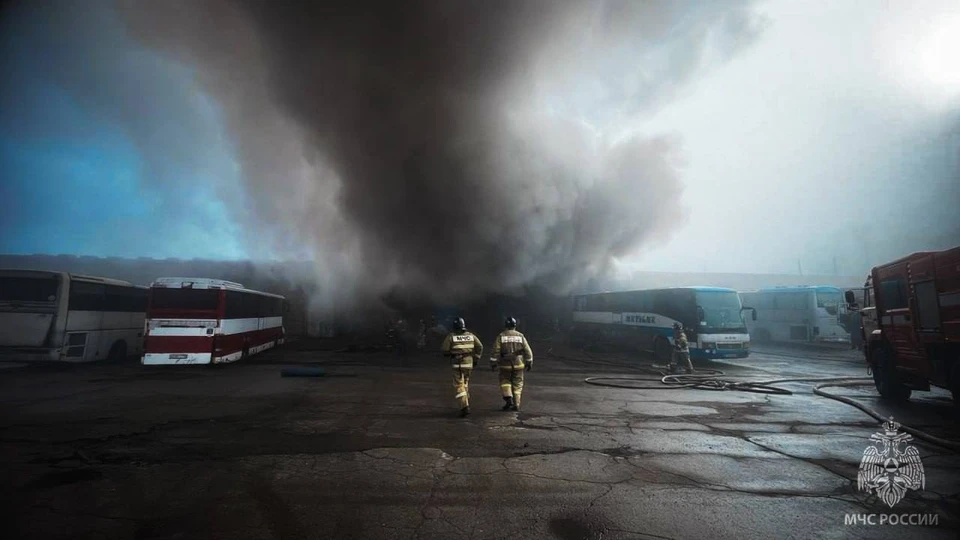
[816,290,842,308]
[695,291,746,332]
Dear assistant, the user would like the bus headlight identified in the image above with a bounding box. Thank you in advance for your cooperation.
[701,342,715,350]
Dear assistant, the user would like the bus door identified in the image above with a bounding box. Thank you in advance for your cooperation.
[65,281,106,361]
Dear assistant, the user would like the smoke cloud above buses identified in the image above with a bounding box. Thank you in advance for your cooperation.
[0,0,766,306]
[1,0,957,308]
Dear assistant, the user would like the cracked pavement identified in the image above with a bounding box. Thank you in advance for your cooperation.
[1,343,958,539]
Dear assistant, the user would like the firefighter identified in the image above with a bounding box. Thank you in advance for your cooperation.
[441,317,483,417]
[490,317,533,411]
[417,319,427,350]
[670,322,694,374]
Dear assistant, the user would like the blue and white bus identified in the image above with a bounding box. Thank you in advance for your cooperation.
[739,286,849,344]
[570,287,755,362]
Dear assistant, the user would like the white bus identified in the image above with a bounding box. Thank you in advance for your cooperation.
[570,287,755,362]
[0,269,148,362]
[739,286,849,344]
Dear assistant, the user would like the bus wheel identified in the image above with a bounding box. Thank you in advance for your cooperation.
[872,347,911,401]
[654,337,671,364]
[107,341,127,363]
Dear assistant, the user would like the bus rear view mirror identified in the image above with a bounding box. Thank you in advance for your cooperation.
[740,306,757,321]
[844,290,856,304]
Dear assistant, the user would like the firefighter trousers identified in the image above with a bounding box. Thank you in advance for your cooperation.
[498,366,525,407]
[452,367,473,409]
[672,350,693,373]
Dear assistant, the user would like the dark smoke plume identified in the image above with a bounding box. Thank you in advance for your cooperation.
[7,0,766,310]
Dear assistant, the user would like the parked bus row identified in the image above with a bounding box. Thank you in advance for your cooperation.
[0,269,285,365]
[569,286,756,361]
[567,284,861,362]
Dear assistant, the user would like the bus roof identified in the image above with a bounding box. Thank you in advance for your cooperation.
[150,277,285,299]
[575,286,737,296]
[745,286,842,294]
[70,273,142,288]
[0,268,141,288]
[151,277,245,290]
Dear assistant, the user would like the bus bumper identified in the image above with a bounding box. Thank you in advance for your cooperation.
[815,336,849,344]
[142,352,212,365]
[691,348,750,360]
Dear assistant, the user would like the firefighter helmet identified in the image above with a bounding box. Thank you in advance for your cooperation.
[505,317,517,329]
[453,317,466,332]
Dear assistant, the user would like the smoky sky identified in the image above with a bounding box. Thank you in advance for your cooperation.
[12,1,953,307]
[105,0,763,304]
[0,0,249,258]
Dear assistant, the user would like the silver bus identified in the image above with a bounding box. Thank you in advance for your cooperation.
[0,269,147,362]
[739,286,849,344]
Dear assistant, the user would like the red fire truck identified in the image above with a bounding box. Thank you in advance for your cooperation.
[846,246,960,403]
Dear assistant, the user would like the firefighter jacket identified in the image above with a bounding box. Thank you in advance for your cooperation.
[674,331,689,353]
[492,329,533,369]
[442,331,483,368]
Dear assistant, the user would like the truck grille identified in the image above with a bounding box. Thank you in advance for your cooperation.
[717,343,742,349]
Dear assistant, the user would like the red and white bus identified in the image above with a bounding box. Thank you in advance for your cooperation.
[142,277,285,365]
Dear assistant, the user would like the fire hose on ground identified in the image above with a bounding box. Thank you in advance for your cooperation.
[557,351,960,453]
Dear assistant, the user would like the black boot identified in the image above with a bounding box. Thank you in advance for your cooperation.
[509,400,519,412]
[502,397,513,411]
[459,406,470,417]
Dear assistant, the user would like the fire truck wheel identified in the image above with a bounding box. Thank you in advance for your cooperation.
[872,347,911,401]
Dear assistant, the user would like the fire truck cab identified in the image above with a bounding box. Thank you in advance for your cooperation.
[846,246,960,403]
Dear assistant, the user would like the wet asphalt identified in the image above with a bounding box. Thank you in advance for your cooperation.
[1,340,957,539]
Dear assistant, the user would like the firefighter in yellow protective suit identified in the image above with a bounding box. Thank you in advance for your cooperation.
[490,317,533,411]
[441,317,483,417]
[670,322,694,374]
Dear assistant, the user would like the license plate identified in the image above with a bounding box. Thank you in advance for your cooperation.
[169,354,188,360]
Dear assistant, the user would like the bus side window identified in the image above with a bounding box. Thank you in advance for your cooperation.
[243,293,260,319]
[637,292,652,312]
[225,291,243,319]
[104,286,125,312]
[653,290,682,321]
[774,293,802,310]
[585,295,605,312]
[134,289,148,312]
[69,282,105,311]
[103,285,145,312]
